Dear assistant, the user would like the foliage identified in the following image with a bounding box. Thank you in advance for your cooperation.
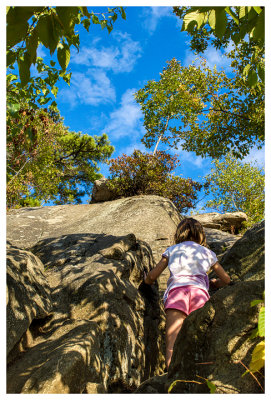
[134,58,264,159]
[173,6,264,87]
[204,154,264,228]
[243,292,265,376]
[6,6,126,86]
[7,106,114,208]
[107,150,202,213]
[6,6,126,116]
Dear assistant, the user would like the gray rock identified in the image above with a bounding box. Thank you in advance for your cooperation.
[193,211,248,233]
[6,244,52,356]
[220,221,265,282]
[6,195,182,298]
[7,233,165,394]
[205,227,242,258]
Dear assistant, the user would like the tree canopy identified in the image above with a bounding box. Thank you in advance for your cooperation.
[134,58,264,159]
[7,106,114,208]
[204,154,264,228]
[173,6,264,87]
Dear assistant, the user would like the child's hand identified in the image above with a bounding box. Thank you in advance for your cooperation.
[209,278,218,289]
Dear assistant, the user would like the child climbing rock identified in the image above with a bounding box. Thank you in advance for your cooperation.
[144,217,230,369]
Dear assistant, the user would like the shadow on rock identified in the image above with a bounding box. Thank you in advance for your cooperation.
[7,232,165,393]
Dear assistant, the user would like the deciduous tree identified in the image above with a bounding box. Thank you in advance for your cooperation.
[204,154,264,228]
[134,58,264,159]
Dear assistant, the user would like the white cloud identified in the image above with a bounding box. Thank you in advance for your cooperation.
[70,31,142,73]
[184,47,232,72]
[142,6,177,34]
[242,145,265,168]
[103,88,145,140]
[58,69,116,108]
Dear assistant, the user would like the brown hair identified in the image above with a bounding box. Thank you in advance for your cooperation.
[174,217,207,247]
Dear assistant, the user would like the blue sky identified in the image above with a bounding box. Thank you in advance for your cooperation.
[9,5,267,210]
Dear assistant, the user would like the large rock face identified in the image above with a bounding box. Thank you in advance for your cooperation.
[6,196,264,394]
[7,233,165,393]
[6,195,181,263]
[6,195,181,394]
[7,195,182,297]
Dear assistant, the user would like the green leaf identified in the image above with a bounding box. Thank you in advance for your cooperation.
[253,6,263,15]
[239,6,247,19]
[258,307,265,337]
[258,64,265,83]
[78,7,90,18]
[26,27,38,64]
[250,10,264,41]
[107,25,113,34]
[250,299,262,307]
[82,18,90,31]
[18,51,31,86]
[182,10,206,31]
[249,341,265,373]
[242,64,251,77]
[225,7,239,25]
[92,14,100,24]
[50,60,56,67]
[36,14,52,49]
[206,379,216,394]
[120,7,126,20]
[214,8,227,39]
[247,68,258,87]
[7,21,28,48]
[57,42,70,71]
[55,6,79,33]
[208,10,216,30]
[38,96,51,105]
[7,103,20,116]
[6,50,17,67]
[51,86,58,97]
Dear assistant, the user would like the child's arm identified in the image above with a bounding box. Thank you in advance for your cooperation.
[144,256,168,285]
[209,262,231,288]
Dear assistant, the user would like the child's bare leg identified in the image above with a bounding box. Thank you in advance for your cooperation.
[165,308,186,369]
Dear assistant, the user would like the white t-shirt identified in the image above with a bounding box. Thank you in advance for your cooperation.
[162,241,218,303]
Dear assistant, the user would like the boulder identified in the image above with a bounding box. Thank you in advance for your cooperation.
[7,233,165,394]
[91,177,115,203]
[193,212,248,233]
[6,244,52,357]
[6,195,182,297]
[205,227,241,259]
[219,221,264,282]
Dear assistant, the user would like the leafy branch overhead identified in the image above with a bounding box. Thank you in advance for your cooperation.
[134,58,264,159]
[6,6,126,87]
[173,6,264,87]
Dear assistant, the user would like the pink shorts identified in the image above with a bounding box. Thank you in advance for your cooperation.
[164,285,210,315]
